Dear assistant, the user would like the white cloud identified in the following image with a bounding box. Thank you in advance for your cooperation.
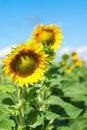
[56,46,87,61]
[76,46,87,61]
[0,47,11,58]
[0,45,15,59]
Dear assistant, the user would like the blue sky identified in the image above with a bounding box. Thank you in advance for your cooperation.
[0,0,87,50]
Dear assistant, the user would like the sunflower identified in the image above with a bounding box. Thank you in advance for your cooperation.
[73,60,84,67]
[60,61,67,66]
[62,54,69,61]
[32,24,62,50]
[65,67,73,74]
[71,52,78,61]
[2,40,48,87]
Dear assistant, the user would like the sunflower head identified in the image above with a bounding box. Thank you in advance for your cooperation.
[32,24,63,50]
[62,54,69,61]
[11,53,36,77]
[73,60,85,67]
[60,61,67,66]
[1,40,48,87]
[65,67,73,74]
[71,52,78,61]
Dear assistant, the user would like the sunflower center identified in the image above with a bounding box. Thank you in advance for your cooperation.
[39,31,53,45]
[14,54,36,75]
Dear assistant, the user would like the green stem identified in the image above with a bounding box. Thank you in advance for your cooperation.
[18,87,25,130]
[46,119,54,129]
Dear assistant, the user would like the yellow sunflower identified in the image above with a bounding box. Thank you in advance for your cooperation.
[65,67,73,74]
[32,24,62,50]
[73,60,84,67]
[2,40,48,87]
[71,52,78,61]
[60,61,67,66]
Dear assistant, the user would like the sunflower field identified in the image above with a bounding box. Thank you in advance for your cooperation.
[0,24,87,130]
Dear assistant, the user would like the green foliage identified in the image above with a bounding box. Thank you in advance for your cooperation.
[47,95,82,119]
[0,59,87,130]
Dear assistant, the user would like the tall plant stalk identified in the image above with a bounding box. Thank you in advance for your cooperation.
[18,87,25,130]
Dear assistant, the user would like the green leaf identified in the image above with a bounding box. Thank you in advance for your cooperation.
[0,92,8,102]
[25,87,39,101]
[0,84,15,93]
[0,104,11,114]
[59,126,72,130]
[62,83,87,98]
[27,110,44,128]
[45,111,60,120]
[0,110,10,122]
[47,95,82,119]
[0,119,15,130]
[2,97,14,105]
[69,118,87,130]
